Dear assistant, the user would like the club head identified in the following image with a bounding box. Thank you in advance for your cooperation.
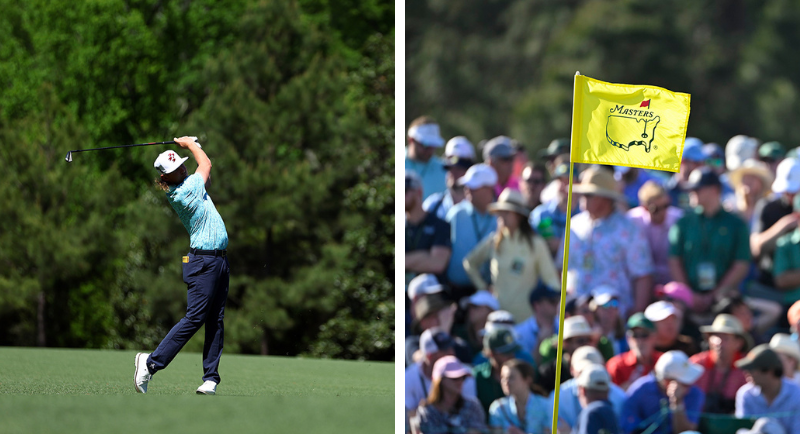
[65,151,72,163]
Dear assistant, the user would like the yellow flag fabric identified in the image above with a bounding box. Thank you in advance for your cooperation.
[570,75,691,173]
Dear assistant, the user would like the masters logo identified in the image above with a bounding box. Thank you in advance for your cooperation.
[605,99,660,154]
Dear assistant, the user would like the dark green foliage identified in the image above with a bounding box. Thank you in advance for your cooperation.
[0,0,394,361]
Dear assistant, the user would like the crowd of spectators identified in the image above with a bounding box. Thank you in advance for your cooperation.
[405,116,800,434]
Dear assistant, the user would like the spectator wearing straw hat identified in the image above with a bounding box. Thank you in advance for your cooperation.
[572,364,621,434]
[536,316,598,394]
[689,314,751,414]
[424,136,477,220]
[550,346,626,431]
[411,355,487,434]
[621,351,706,434]
[483,136,521,198]
[728,160,774,230]
[627,181,684,286]
[750,158,800,293]
[406,116,447,201]
[607,313,663,391]
[666,137,707,211]
[562,167,653,316]
[489,359,552,434]
[463,188,560,323]
[768,334,800,386]
[668,167,751,315]
[405,171,452,289]
[735,345,800,434]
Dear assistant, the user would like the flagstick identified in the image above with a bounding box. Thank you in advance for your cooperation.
[551,72,580,431]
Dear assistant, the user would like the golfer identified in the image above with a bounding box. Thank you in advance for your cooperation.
[134,136,230,395]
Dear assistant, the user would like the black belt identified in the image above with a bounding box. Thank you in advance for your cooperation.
[189,248,227,257]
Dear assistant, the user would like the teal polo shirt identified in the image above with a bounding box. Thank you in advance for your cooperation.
[772,230,800,304]
[668,206,750,292]
[167,174,229,250]
[473,361,505,419]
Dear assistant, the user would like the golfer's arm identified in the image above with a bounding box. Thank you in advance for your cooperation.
[187,143,212,183]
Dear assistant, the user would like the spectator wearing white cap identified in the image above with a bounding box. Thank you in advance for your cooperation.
[482,136,521,198]
[536,316,597,394]
[514,280,562,365]
[405,172,452,291]
[572,364,622,434]
[451,290,499,357]
[550,347,626,431]
[645,301,698,357]
[620,351,706,434]
[411,355,486,434]
[726,135,760,172]
[463,188,560,323]
[406,329,478,421]
[424,136,477,220]
[750,158,800,294]
[607,313,663,391]
[688,314,750,414]
[627,181,684,286]
[735,345,800,434]
[768,333,800,386]
[666,137,707,211]
[444,164,498,295]
[406,116,447,200]
[489,358,552,434]
[561,167,654,315]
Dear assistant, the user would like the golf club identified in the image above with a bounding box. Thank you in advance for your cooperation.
[65,138,201,162]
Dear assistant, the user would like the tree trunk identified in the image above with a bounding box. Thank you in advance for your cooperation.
[37,291,46,347]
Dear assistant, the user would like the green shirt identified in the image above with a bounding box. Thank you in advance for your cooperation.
[669,206,750,291]
[472,361,505,420]
[771,230,800,304]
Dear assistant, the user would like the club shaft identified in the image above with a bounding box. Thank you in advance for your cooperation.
[69,141,176,154]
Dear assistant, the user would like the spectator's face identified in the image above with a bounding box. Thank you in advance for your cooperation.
[533,297,560,320]
[427,349,451,368]
[730,303,753,332]
[581,194,613,219]
[595,298,620,328]
[489,156,514,183]
[500,365,529,397]
[708,333,742,360]
[441,375,467,396]
[520,167,546,206]
[644,194,671,225]
[467,305,493,333]
[564,335,593,354]
[744,368,771,388]
[490,351,515,370]
[466,186,495,211]
[496,210,520,232]
[680,160,702,177]
[739,174,765,199]
[410,139,436,162]
[654,315,681,341]
[689,185,720,209]
[776,352,798,379]
[627,327,655,359]
[446,166,468,190]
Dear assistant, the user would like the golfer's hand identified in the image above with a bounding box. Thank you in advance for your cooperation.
[174,136,197,149]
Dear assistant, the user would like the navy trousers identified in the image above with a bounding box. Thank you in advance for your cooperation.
[147,253,230,383]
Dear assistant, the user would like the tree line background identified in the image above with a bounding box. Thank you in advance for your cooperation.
[407,0,800,152]
[0,0,394,361]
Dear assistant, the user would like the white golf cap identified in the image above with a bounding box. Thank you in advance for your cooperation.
[445,136,476,159]
[458,163,498,189]
[467,290,500,311]
[408,123,445,148]
[771,158,800,194]
[486,309,515,325]
[577,363,611,391]
[571,345,604,374]
[725,135,759,171]
[154,150,189,174]
[644,300,681,322]
[655,350,704,385]
[591,285,620,306]
[407,274,443,300]
[563,316,593,340]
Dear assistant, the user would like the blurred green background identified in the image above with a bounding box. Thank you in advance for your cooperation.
[407,0,800,150]
[0,0,394,361]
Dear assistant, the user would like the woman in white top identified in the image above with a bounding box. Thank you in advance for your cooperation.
[463,189,560,323]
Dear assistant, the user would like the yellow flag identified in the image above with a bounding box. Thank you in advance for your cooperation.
[570,74,691,172]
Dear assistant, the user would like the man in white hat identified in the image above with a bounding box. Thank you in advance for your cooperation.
[423,136,476,220]
[562,167,653,315]
[405,116,447,200]
[572,364,622,434]
[621,350,705,434]
[536,316,597,394]
[645,300,698,356]
[444,164,498,296]
[135,136,230,396]
[405,171,452,289]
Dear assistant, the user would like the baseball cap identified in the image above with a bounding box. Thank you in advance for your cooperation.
[539,138,570,158]
[528,280,561,304]
[703,143,724,160]
[563,316,594,340]
[655,282,694,309]
[408,122,445,147]
[644,301,681,322]
[571,346,604,374]
[154,150,189,174]
[683,167,722,191]
[407,274,443,301]
[627,313,656,331]
[443,136,476,170]
[769,333,800,366]
[726,135,759,171]
[553,162,569,178]
[736,417,786,434]
[483,327,521,354]
[482,136,515,160]
[405,170,423,192]
[771,158,800,194]
[577,364,611,392]
[655,350,704,384]
[466,290,500,311]
[420,328,454,357]
[591,285,619,306]
[759,141,785,160]
[485,310,516,327]
[431,355,472,382]
[735,344,783,371]
[682,138,706,163]
[458,164,498,189]
[414,293,452,320]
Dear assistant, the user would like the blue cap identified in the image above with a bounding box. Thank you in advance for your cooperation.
[683,137,706,162]
[703,143,724,160]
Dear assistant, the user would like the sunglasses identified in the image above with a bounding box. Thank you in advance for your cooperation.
[647,203,669,213]
[599,299,619,309]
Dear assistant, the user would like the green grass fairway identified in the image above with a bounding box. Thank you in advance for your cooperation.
[0,347,393,433]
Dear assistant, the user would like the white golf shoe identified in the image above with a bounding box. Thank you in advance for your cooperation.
[134,352,153,393]
[196,380,217,395]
